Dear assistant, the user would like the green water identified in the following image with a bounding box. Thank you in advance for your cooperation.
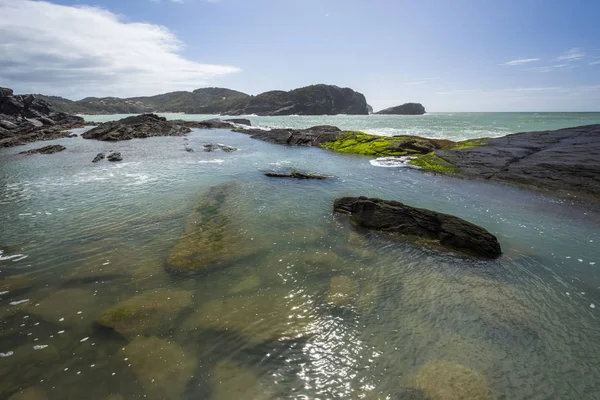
[1,117,599,399]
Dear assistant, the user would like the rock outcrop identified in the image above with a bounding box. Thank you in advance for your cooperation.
[38,84,369,116]
[107,152,123,162]
[333,196,502,259]
[265,170,328,180]
[82,114,190,141]
[0,87,85,147]
[237,125,342,146]
[409,124,600,201]
[376,103,426,115]
[19,145,66,155]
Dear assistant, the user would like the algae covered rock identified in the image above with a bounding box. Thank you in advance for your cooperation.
[7,387,48,400]
[97,288,193,338]
[229,275,262,294]
[166,182,260,273]
[211,360,274,400]
[182,289,316,345]
[123,336,196,400]
[321,131,452,157]
[327,275,358,307]
[413,360,488,400]
[24,288,98,325]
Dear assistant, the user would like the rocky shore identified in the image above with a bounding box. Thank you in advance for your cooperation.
[0,87,86,147]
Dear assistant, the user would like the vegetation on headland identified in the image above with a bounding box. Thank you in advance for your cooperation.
[320,130,453,157]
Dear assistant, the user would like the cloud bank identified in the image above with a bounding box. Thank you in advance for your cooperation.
[0,0,240,98]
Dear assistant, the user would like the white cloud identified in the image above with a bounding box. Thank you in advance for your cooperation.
[556,48,585,62]
[0,0,240,98]
[529,64,574,73]
[590,60,600,66]
[435,89,482,95]
[403,77,439,85]
[502,58,540,66]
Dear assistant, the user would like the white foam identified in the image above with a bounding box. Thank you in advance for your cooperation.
[33,345,48,350]
[0,291,8,296]
[10,299,29,306]
[198,159,225,164]
[369,156,420,168]
[0,351,13,357]
[0,253,26,261]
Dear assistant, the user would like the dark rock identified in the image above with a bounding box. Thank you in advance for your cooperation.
[265,170,328,180]
[107,152,123,162]
[67,133,78,138]
[376,103,426,115]
[333,196,502,259]
[203,143,237,152]
[92,153,105,163]
[367,104,374,114]
[224,118,251,126]
[185,147,194,152]
[0,87,85,147]
[237,125,342,146]
[19,144,66,155]
[413,124,600,201]
[82,114,191,141]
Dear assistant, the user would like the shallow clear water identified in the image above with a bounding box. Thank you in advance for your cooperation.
[1,125,599,399]
[85,112,600,141]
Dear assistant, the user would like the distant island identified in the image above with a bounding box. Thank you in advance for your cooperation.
[36,84,372,116]
[375,103,426,115]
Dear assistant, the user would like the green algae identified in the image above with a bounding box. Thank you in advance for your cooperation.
[444,138,489,151]
[321,131,453,157]
[409,153,457,173]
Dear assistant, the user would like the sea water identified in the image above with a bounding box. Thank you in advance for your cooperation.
[0,114,599,399]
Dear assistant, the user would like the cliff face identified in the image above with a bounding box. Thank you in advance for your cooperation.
[375,103,426,115]
[0,87,84,147]
[36,85,369,116]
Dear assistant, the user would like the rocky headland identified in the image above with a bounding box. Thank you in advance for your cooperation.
[0,87,85,147]
[82,114,191,141]
[375,102,426,115]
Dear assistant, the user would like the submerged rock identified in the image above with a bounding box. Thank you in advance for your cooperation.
[375,103,426,115]
[182,288,316,345]
[0,275,36,295]
[333,197,501,259]
[412,360,488,400]
[82,114,190,141]
[327,275,358,307]
[96,288,193,339]
[264,170,328,180]
[19,144,66,155]
[7,387,48,400]
[123,336,196,400]
[92,153,105,163]
[107,152,123,162]
[166,182,260,273]
[211,360,273,400]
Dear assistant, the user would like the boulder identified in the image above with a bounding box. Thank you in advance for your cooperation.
[0,87,14,97]
[333,196,502,259]
[92,153,105,163]
[224,118,251,126]
[237,125,342,146]
[82,114,190,141]
[375,103,426,115]
[203,143,237,152]
[107,152,122,162]
[264,170,328,180]
[19,145,66,155]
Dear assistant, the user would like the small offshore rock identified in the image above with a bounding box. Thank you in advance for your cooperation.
[185,147,194,152]
[107,152,122,162]
[224,118,251,126]
[203,143,237,152]
[92,153,105,163]
[19,145,66,155]
[265,170,328,180]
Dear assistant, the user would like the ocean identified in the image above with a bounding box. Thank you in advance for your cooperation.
[1,113,599,399]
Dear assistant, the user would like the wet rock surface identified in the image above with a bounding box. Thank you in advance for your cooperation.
[237,125,342,146]
[107,152,123,162]
[19,145,66,155]
[334,196,502,259]
[264,170,328,179]
[92,153,105,163]
[82,114,191,141]
[203,143,237,152]
[0,87,85,147]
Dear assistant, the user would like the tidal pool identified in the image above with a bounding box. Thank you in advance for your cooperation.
[0,127,599,399]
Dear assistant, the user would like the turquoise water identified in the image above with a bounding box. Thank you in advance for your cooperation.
[0,118,599,399]
[85,112,600,140]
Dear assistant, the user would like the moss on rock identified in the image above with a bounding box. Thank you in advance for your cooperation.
[444,138,489,151]
[97,288,193,339]
[321,131,453,157]
[409,153,457,173]
[123,336,196,400]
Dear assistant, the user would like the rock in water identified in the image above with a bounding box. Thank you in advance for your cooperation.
[203,143,237,152]
[413,360,489,400]
[265,170,328,180]
[166,182,261,273]
[19,145,66,155]
[224,118,251,126]
[122,337,196,400]
[237,125,342,146]
[82,114,191,141]
[92,153,105,163]
[107,152,122,162]
[375,103,426,115]
[333,196,501,259]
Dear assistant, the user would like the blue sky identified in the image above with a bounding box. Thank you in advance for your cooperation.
[1,0,599,111]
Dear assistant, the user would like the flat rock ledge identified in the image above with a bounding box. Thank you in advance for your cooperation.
[333,196,502,259]
[19,145,66,155]
[265,170,328,180]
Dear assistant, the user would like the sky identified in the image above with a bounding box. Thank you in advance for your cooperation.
[0,0,599,112]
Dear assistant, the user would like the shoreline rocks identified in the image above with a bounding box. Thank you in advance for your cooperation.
[265,170,328,180]
[82,114,190,141]
[19,145,66,155]
[333,196,502,259]
[0,87,85,148]
[237,125,342,146]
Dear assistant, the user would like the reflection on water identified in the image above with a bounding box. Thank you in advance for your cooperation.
[1,128,599,399]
